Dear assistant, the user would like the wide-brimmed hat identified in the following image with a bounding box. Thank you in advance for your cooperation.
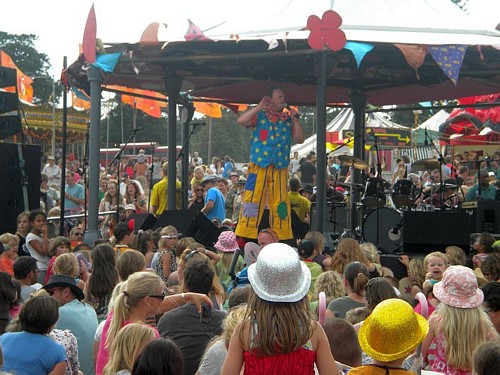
[43,274,85,301]
[248,243,311,303]
[358,298,429,363]
[124,204,136,211]
[215,231,239,253]
[238,176,247,185]
[433,265,483,308]
[47,155,55,161]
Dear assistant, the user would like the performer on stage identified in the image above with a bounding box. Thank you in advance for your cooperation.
[235,88,304,241]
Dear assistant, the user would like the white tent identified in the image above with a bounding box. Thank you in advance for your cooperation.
[291,108,407,156]
[416,110,450,132]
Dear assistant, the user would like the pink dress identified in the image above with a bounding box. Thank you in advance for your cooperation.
[431,330,471,375]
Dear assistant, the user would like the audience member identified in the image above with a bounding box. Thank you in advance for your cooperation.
[0,295,66,374]
[25,209,50,284]
[422,266,498,373]
[13,256,42,301]
[116,249,146,282]
[214,231,245,290]
[158,258,226,375]
[132,338,184,375]
[221,243,336,374]
[323,318,362,369]
[44,274,98,375]
[472,340,500,375]
[482,281,500,334]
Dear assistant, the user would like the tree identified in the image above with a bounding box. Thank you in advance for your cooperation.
[0,31,60,104]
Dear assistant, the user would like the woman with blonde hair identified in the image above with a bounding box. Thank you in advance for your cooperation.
[152,226,179,285]
[96,271,212,374]
[53,253,87,290]
[103,323,156,375]
[445,245,467,266]
[310,271,345,315]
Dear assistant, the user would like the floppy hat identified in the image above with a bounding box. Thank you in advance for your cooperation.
[238,176,247,185]
[358,298,429,363]
[124,204,136,211]
[248,243,311,303]
[433,265,483,308]
[215,231,239,253]
[43,274,85,301]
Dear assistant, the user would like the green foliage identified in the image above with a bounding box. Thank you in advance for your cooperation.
[0,31,59,104]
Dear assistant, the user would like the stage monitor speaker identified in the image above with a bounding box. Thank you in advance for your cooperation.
[153,209,197,234]
[188,211,223,248]
[128,213,157,233]
[0,143,41,234]
[402,211,470,254]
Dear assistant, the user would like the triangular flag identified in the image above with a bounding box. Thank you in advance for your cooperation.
[82,4,97,63]
[0,50,33,103]
[184,19,211,41]
[193,102,222,118]
[428,45,467,85]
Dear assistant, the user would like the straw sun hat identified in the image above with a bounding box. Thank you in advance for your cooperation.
[358,298,429,363]
[248,243,311,303]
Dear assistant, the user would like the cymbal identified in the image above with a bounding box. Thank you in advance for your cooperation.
[338,155,369,170]
[411,158,439,171]
[337,182,365,191]
[429,183,458,190]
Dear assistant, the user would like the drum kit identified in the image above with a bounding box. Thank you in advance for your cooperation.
[328,156,457,253]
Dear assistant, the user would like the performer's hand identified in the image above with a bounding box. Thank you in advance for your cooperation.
[257,96,271,110]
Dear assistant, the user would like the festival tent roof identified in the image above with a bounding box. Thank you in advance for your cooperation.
[416,110,450,132]
[291,108,406,155]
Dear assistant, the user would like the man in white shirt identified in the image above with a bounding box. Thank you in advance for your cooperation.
[42,156,61,187]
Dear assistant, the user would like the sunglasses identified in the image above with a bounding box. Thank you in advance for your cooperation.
[74,233,83,237]
[149,293,165,301]
[196,189,204,192]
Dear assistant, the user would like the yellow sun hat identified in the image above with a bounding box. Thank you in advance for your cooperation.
[358,298,429,363]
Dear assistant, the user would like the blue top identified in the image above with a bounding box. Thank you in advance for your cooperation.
[0,331,66,375]
[65,183,85,210]
[205,187,226,221]
[465,184,497,201]
[250,110,292,169]
[223,161,234,178]
[56,299,99,375]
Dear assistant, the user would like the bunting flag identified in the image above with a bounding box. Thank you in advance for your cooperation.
[0,50,33,103]
[107,85,167,118]
[92,52,122,73]
[345,42,374,68]
[394,44,427,79]
[184,19,211,41]
[428,45,467,85]
[140,22,168,45]
[194,102,222,118]
[82,4,97,63]
[71,87,91,111]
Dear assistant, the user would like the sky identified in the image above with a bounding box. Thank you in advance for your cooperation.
[0,0,497,78]
[0,0,245,76]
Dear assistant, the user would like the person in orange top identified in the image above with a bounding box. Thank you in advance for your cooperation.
[0,244,17,276]
[0,234,20,276]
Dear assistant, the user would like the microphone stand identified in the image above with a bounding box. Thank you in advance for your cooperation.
[108,127,142,223]
[426,127,446,211]
[372,132,383,252]
[148,142,156,213]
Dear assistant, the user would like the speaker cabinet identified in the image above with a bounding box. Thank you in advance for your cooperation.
[0,143,41,234]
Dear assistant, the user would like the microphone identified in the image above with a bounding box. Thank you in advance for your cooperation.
[131,127,143,133]
[284,103,300,119]
[424,127,429,146]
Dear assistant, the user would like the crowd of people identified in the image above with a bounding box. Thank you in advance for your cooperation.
[1,86,499,374]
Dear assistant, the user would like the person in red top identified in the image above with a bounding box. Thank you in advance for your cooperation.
[222,243,336,374]
[0,242,18,276]
[45,236,71,284]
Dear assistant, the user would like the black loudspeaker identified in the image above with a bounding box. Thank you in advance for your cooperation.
[379,254,412,281]
[128,213,157,233]
[0,143,41,234]
[310,202,360,234]
[188,212,223,248]
[152,210,222,248]
[0,115,22,139]
[402,211,470,254]
[153,209,197,233]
